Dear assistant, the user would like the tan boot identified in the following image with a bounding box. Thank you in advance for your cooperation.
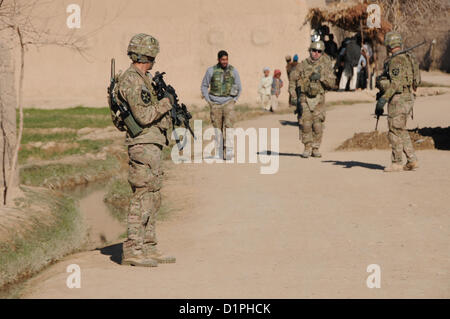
[302,146,312,158]
[403,161,419,171]
[312,148,322,158]
[121,245,158,267]
[144,246,176,264]
[384,163,403,173]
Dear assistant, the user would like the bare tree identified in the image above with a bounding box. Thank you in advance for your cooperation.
[0,30,17,204]
[0,0,123,204]
[379,0,448,39]
[0,0,88,204]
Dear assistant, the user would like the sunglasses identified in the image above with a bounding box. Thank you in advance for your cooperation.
[311,49,323,53]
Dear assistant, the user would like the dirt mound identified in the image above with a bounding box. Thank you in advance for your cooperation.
[336,127,450,151]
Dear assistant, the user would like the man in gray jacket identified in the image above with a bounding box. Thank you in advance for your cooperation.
[201,50,242,159]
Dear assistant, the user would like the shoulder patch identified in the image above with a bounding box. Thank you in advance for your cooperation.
[141,86,152,104]
[391,68,400,76]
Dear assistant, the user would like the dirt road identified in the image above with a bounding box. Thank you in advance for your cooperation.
[23,92,450,298]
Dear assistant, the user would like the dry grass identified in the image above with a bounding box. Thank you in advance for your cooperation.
[0,187,86,294]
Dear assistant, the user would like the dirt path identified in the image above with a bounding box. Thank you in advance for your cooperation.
[23,92,450,298]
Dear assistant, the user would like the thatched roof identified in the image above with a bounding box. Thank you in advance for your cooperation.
[305,2,392,43]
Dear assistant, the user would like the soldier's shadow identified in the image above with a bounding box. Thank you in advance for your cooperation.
[98,243,123,265]
[323,160,385,171]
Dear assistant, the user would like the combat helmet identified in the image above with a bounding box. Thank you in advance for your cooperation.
[384,31,403,49]
[128,33,160,63]
[310,41,325,51]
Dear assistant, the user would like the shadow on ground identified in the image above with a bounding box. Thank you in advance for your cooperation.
[323,160,385,171]
[257,150,302,157]
[415,127,450,150]
[98,243,122,265]
[279,120,298,127]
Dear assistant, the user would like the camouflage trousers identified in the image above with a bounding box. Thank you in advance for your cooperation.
[123,143,163,257]
[209,99,235,152]
[387,93,417,164]
[298,99,326,150]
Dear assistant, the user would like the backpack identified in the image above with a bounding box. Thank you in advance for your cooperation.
[107,60,126,132]
[107,60,143,137]
[406,52,421,90]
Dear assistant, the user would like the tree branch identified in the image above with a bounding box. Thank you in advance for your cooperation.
[6,25,24,204]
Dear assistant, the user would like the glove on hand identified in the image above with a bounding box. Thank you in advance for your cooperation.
[290,95,297,106]
[375,97,387,116]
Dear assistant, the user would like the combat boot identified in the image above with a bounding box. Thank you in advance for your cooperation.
[403,161,419,171]
[121,246,158,267]
[312,148,322,158]
[302,147,312,158]
[143,245,176,264]
[384,163,403,173]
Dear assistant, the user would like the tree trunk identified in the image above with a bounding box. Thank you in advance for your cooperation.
[0,33,18,205]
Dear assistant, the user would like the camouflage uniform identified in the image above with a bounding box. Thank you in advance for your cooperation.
[286,61,297,106]
[286,61,297,78]
[289,45,336,156]
[209,99,235,138]
[376,31,419,171]
[118,63,172,262]
[117,34,175,266]
[382,56,417,165]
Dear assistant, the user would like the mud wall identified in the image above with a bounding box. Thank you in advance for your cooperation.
[21,0,312,109]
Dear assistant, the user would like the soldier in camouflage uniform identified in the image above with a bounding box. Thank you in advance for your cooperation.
[289,41,336,158]
[375,31,419,172]
[118,34,176,267]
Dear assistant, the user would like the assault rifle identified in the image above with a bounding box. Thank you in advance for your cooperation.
[294,86,303,118]
[387,40,426,62]
[152,72,195,140]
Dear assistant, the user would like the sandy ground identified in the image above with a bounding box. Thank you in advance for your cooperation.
[79,189,124,249]
[22,90,450,298]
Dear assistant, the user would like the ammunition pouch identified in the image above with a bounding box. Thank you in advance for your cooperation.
[123,112,143,137]
[306,81,321,97]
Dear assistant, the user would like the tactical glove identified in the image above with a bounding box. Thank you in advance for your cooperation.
[290,95,297,106]
[309,72,321,82]
[158,98,172,114]
[375,97,387,116]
